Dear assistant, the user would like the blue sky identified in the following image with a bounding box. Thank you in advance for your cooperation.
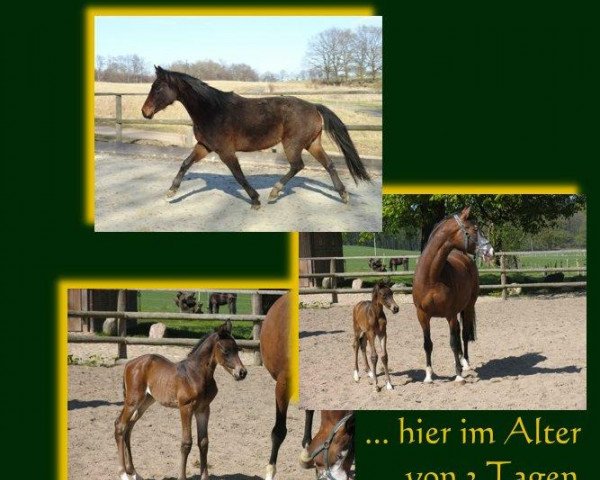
[95,16,382,73]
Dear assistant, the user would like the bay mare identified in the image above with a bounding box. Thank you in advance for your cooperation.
[141,66,371,209]
[412,207,494,384]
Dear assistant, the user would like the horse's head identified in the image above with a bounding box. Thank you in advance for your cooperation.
[213,320,247,381]
[373,281,399,314]
[300,412,355,480]
[450,207,494,261]
[141,66,178,119]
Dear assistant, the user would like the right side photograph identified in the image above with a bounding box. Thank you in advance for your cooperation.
[298,194,587,410]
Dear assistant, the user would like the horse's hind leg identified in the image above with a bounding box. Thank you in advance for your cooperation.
[417,308,434,383]
[353,333,361,382]
[307,136,349,204]
[380,334,393,390]
[461,305,476,371]
[220,152,261,209]
[123,396,154,479]
[447,315,466,384]
[366,332,380,392]
[299,409,314,464]
[266,375,289,480]
[268,141,304,203]
[195,406,210,480]
[167,143,209,198]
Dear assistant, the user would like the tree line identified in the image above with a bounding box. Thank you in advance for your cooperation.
[95,24,382,84]
[344,195,586,252]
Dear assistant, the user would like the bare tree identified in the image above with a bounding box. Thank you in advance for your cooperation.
[354,25,382,80]
[306,28,354,83]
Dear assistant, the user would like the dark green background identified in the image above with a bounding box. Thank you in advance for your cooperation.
[5,0,595,478]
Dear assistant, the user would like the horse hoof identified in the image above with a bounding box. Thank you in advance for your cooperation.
[265,464,276,480]
[454,375,466,385]
[340,191,350,204]
[353,370,359,382]
[251,202,261,210]
[374,385,381,393]
[367,370,374,379]
[423,378,433,384]
[166,189,177,199]
[299,447,312,464]
[386,382,394,390]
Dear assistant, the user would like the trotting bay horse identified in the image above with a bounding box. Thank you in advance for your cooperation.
[114,321,247,480]
[259,293,290,480]
[208,292,237,314]
[300,410,355,480]
[412,207,494,384]
[352,282,399,392]
[141,66,371,209]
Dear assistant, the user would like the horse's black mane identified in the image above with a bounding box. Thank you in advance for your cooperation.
[186,326,234,358]
[162,68,230,110]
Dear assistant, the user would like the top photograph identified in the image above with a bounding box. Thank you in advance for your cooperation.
[92,15,382,232]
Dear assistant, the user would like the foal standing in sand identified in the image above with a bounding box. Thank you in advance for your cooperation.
[352,282,400,392]
[141,66,370,209]
[412,207,494,384]
[114,321,247,480]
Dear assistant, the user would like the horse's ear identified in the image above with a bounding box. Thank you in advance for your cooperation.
[218,320,232,336]
[460,206,471,219]
[155,65,164,76]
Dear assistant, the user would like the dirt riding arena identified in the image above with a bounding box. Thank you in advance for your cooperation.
[68,344,315,480]
[299,294,586,410]
[94,144,382,232]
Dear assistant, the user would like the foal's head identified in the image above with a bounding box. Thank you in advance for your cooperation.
[446,207,494,261]
[373,282,399,314]
[213,320,247,381]
[141,66,178,119]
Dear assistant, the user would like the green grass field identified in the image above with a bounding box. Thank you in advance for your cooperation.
[338,245,586,293]
[126,290,255,340]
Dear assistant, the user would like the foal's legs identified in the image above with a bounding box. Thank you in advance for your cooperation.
[307,136,349,204]
[219,152,261,209]
[268,141,305,202]
[417,308,434,383]
[447,315,466,384]
[379,333,393,390]
[178,404,195,480]
[166,143,210,198]
[123,396,154,478]
[359,335,371,378]
[366,331,380,392]
[195,406,210,480]
[352,331,362,382]
[266,374,290,480]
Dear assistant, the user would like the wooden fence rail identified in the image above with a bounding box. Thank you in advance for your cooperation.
[68,290,284,365]
[300,250,586,302]
[95,92,382,145]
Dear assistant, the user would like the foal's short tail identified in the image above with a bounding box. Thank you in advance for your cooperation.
[315,104,371,184]
[460,309,477,342]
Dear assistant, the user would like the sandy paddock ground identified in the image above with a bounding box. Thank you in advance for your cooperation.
[299,294,586,410]
[68,344,315,480]
[95,150,381,232]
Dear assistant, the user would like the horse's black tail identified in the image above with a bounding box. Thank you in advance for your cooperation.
[315,104,371,184]
[460,309,477,342]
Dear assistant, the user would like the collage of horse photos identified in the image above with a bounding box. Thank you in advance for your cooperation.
[69,12,588,480]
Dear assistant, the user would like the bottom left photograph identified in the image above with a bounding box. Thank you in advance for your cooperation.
[64,287,354,480]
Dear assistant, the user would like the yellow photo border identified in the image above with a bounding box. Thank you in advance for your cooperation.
[84,5,377,225]
[59,233,300,479]
[383,183,581,194]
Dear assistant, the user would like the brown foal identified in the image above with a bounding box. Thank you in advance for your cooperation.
[352,282,399,392]
[114,321,247,480]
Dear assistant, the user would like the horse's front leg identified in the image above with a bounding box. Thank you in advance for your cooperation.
[178,404,194,480]
[366,332,380,392]
[167,143,209,198]
[266,374,289,480]
[417,308,434,383]
[220,152,261,209]
[195,406,210,480]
